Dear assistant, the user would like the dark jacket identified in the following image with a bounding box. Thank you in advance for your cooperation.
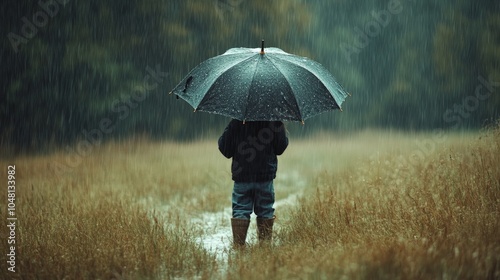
[218,120,288,182]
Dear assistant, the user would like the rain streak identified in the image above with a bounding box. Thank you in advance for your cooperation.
[1,1,499,279]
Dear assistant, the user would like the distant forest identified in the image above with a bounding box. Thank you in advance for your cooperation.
[1,0,499,152]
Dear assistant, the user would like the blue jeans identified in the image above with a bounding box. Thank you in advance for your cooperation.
[232,180,275,219]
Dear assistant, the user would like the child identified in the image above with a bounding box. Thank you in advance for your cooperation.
[218,119,288,247]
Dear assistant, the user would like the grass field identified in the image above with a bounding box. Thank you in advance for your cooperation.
[1,126,499,279]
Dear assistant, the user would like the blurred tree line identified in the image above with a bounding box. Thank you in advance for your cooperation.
[1,0,499,153]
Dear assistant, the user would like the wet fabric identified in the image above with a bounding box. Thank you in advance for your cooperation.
[171,46,349,122]
[232,180,275,219]
[218,120,288,182]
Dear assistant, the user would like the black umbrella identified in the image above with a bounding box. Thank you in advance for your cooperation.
[170,40,349,123]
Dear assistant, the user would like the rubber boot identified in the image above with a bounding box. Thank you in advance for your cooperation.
[257,216,275,243]
[231,218,250,248]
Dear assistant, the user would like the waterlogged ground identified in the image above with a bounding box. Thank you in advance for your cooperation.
[190,185,303,263]
[152,168,307,272]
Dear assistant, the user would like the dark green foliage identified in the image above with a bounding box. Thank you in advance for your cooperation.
[1,0,499,153]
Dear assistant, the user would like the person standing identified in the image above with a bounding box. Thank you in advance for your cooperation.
[218,119,288,247]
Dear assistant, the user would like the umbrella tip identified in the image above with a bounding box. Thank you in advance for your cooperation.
[260,39,265,55]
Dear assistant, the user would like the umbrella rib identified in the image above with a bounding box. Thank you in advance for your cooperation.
[241,56,261,122]
[194,54,257,114]
[172,53,253,109]
[265,56,304,122]
[270,54,347,111]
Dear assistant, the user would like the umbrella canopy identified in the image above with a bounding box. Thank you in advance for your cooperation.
[170,41,349,123]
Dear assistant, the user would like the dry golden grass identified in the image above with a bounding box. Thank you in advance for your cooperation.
[0,139,222,279]
[0,126,498,279]
[227,127,500,279]
[15,189,216,279]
